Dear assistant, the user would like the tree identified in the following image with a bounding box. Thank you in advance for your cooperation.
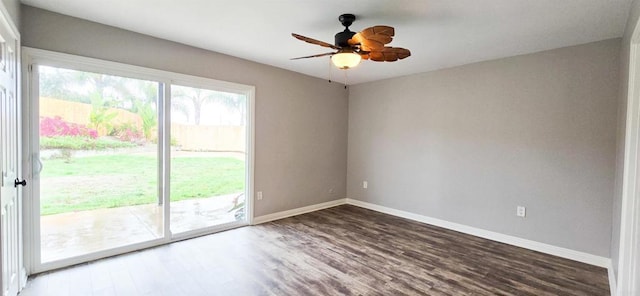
[214,94,246,126]
[128,81,159,140]
[172,85,246,126]
[88,93,118,135]
[39,66,90,103]
[172,86,218,125]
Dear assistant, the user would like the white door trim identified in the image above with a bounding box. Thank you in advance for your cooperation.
[618,16,640,296]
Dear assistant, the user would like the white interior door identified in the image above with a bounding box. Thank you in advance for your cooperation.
[0,8,20,296]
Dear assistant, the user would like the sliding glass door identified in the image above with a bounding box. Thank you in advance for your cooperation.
[26,49,254,272]
[169,85,247,234]
[37,65,163,263]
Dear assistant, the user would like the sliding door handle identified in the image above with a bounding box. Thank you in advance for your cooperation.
[14,178,26,187]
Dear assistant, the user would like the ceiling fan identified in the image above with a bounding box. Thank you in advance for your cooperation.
[291,14,411,70]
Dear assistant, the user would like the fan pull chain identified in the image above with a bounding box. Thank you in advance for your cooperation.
[328,57,332,83]
[343,69,348,89]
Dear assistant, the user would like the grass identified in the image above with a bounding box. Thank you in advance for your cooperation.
[40,136,137,150]
[40,154,245,215]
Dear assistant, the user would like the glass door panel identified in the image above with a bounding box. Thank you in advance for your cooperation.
[38,65,162,263]
[170,85,247,234]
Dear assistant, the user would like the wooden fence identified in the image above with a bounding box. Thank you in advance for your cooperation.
[40,97,142,136]
[171,124,245,152]
[40,97,246,152]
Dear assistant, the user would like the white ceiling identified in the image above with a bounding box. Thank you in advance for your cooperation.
[21,0,632,84]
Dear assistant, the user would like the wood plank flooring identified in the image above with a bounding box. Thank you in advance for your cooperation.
[20,205,609,295]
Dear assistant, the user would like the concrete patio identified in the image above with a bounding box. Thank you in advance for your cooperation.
[40,193,243,263]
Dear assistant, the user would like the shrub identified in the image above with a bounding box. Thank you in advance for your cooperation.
[40,116,98,139]
[89,96,118,135]
[40,136,137,150]
[109,122,144,143]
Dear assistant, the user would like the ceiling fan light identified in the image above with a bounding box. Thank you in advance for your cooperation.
[331,52,361,69]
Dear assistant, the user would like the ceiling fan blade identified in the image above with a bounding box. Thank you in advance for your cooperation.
[349,26,395,51]
[292,33,340,50]
[362,26,395,38]
[369,51,385,62]
[350,33,382,51]
[383,47,411,60]
[348,33,363,46]
[368,47,411,62]
[290,52,335,60]
[360,26,394,43]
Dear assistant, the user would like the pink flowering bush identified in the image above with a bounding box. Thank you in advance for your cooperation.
[116,127,143,142]
[109,123,144,143]
[40,116,98,139]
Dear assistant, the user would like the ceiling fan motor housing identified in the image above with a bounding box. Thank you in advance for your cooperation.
[335,30,355,48]
[335,13,356,48]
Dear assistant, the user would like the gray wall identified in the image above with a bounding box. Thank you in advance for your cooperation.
[348,39,620,257]
[611,0,640,280]
[21,4,623,259]
[20,5,349,217]
[1,0,19,28]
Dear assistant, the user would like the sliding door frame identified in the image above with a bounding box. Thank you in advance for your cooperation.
[22,47,255,274]
[166,77,254,241]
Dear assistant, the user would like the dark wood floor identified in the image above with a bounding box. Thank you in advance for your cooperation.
[21,205,609,296]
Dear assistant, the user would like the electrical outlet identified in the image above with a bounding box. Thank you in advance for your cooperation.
[517,206,526,218]
[363,181,368,189]
[257,191,263,200]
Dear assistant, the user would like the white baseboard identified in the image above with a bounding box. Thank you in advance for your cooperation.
[20,267,27,289]
[253,198,346,224]
[345,198,611,268]
[252,197,612,270]
[608,262,617,296]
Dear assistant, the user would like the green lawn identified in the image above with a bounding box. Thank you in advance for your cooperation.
[40,154,245,215]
